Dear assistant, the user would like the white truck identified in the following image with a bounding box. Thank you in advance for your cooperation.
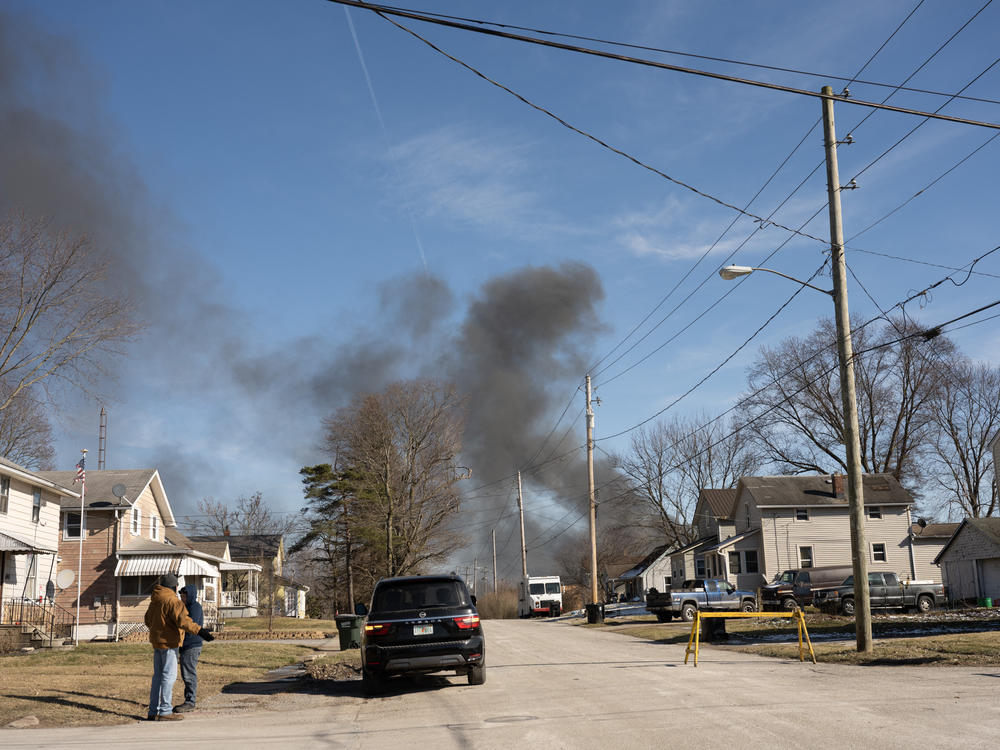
[518,575,563,618]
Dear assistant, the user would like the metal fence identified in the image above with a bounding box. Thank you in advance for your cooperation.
[0,597,76,647]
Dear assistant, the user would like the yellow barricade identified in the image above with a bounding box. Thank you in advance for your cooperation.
[684,610,816,667]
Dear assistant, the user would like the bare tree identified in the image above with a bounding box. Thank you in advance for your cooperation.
[614,412,762,547]
[0,387,55,468]
[928,360,1000,518]
[738,317,952,489]
[185,491,299,537]
[324,379,467,578]
[0,214,142,411]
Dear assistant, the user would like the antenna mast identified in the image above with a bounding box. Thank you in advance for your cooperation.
[98,407,108,470]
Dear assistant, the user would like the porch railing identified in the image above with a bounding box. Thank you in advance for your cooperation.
[1,597,76,647]
[220,590,258,608]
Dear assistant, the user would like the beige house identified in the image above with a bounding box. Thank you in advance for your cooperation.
[933,517,1000,602]
[909,522,959,582]
[676,474,941,592]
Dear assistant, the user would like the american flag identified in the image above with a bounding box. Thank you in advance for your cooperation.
[74,456,86,484]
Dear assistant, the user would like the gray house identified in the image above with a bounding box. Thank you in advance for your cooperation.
[933,517,1000,602]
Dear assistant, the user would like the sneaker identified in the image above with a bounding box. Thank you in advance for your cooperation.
[155,713,184,721]
[173,702,196,713]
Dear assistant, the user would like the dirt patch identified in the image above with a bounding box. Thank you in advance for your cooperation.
[306,660,361,681]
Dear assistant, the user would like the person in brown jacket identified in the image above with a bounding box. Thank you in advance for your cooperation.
[144,573,214,720]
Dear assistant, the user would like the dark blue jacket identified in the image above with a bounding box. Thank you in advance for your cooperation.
[181,584,204,649]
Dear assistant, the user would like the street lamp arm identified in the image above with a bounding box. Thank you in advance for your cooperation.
[753,267,833,296]
[719,265,833,296]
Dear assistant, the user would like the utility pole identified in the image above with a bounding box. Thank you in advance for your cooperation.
[585,375,600,612]
[492,528,498,593]
[822,85,872,653]
[516,472,528,579]
[473,557,478,597]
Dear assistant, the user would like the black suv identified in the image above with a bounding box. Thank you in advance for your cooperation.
[356,574,486,695]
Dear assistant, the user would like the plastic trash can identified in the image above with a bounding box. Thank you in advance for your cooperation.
[585,603,604,624]
[335,614,363,649]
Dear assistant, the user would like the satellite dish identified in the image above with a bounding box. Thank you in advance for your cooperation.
[111,484,128,499]
[917,518,927,528]
[56,569,75,589]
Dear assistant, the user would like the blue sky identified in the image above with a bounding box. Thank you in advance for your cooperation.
[3,1,998,577]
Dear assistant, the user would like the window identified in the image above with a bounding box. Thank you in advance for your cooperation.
[545,582,561,595]
[728,551,741,574]
[151,515,160,541]
[131,506,141,535]
[0,476,9,514]
[744,550,759,574]
[799,546,814,568]
[795,508,809,521]
[871,542,887,563]
[64,512,84,539]
[745,504,750,528]
[120,575,160,597]
[695,558,706,577]
[867,506,882,519]
[32,489,41,523]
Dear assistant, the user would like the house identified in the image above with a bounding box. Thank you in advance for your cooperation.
[610,544,673,600]
[190,533,307,618]
[667,489,739,585]
[933,517,1000,602]
[909,522,959,582]
[683,474,931,592]
[1,457,80,639]
[36,468,231,640]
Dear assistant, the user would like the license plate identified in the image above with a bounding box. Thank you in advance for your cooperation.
[413,624,433,636]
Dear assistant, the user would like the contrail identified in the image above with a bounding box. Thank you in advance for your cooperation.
[344,7,428,272]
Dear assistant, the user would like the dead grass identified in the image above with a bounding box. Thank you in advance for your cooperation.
[220,616,338,632]
[0,641,317,728]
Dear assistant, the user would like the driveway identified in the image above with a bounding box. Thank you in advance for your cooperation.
[5,619,999,748]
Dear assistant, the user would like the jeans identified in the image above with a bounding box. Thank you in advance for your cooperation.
[149,647,179,717]
[179,645,202,704]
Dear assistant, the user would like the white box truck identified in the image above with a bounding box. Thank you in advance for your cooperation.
[518,575,563,617]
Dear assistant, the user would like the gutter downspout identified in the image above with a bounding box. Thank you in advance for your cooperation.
[113,508,120,641]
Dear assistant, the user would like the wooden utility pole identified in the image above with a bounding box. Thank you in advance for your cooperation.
[516,472,528,579]
[492,528,498,593]
[585,375,599,606]
[473,557,478,597]
[821,85,872,653]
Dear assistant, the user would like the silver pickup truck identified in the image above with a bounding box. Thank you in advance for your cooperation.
[812,572,945,615]
[645,579,758,622]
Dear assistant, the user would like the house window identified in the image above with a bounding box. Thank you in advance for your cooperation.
[0,476,9,514]
[695,558,706,577]
[796,508,809,521]
[120,575,160,597]
[32,489,41,523]
[872,542,887,563]
[64,512,84,539]
[745,503,750,528]
[744,550,759,574]
[151,515,159,541]
[729,551,741,574]
[131,506,141,535]
[867,506,882,519]
[799,546,814,568]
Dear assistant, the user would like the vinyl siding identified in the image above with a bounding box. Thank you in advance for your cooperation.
[0,476,62,604]
[55,511,119,624]
[910,539,947,582]
[937,524,1000,600]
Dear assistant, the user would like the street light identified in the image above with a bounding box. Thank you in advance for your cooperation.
[719,262,873,652]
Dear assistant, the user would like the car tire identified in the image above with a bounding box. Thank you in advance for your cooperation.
[680,603,697,622]
[655,612,673,622]
[781,598,798,612]
[916,595,933,614]
[740,600,756,613]
[840,598,855,616]
[468,663,486,685]
[362,668,383,697]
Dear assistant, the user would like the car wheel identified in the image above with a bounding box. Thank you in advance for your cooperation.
[741,600,756,613]
[655,612,673,622]
[840,598,855,616]
[468,663,486,685]
[781,598,798,612]
[680,603,697,622]
[362,667,383,696]
[916,595,933,614]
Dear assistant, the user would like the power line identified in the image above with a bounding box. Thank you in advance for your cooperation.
[331,0,1000,130]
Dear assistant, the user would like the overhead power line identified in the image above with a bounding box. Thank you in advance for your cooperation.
[329,0,1000,130]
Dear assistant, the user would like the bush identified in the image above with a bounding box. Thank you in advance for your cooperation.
[475,585,519,619]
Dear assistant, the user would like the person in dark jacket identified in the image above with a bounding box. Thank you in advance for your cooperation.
[144,574,214,721]
[175,584,205,713]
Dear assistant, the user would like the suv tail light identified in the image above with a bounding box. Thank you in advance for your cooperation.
[364,622,391,636]
[454,615,480,630]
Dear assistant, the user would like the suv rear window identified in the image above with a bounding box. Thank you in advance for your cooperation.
[373,580,469,612]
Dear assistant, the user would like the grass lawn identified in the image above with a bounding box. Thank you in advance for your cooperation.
[0,640,347,728]
[219,616,338,633]
[595,612,1000,666]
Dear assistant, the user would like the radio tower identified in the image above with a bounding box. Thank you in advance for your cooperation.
[98,407,108,470]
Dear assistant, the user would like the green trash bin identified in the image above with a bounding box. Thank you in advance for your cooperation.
[335,614,363,649]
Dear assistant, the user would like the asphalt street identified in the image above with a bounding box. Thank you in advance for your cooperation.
[4,620,998,749]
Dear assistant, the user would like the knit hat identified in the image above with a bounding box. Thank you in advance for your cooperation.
[160,573,179,589]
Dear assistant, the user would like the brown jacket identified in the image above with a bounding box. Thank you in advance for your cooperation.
[144,585,202,649]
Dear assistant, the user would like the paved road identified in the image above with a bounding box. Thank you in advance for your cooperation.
[6,620,1000,748]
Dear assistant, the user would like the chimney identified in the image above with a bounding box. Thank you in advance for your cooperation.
[832,474,845,498]
[223,526,230,536]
